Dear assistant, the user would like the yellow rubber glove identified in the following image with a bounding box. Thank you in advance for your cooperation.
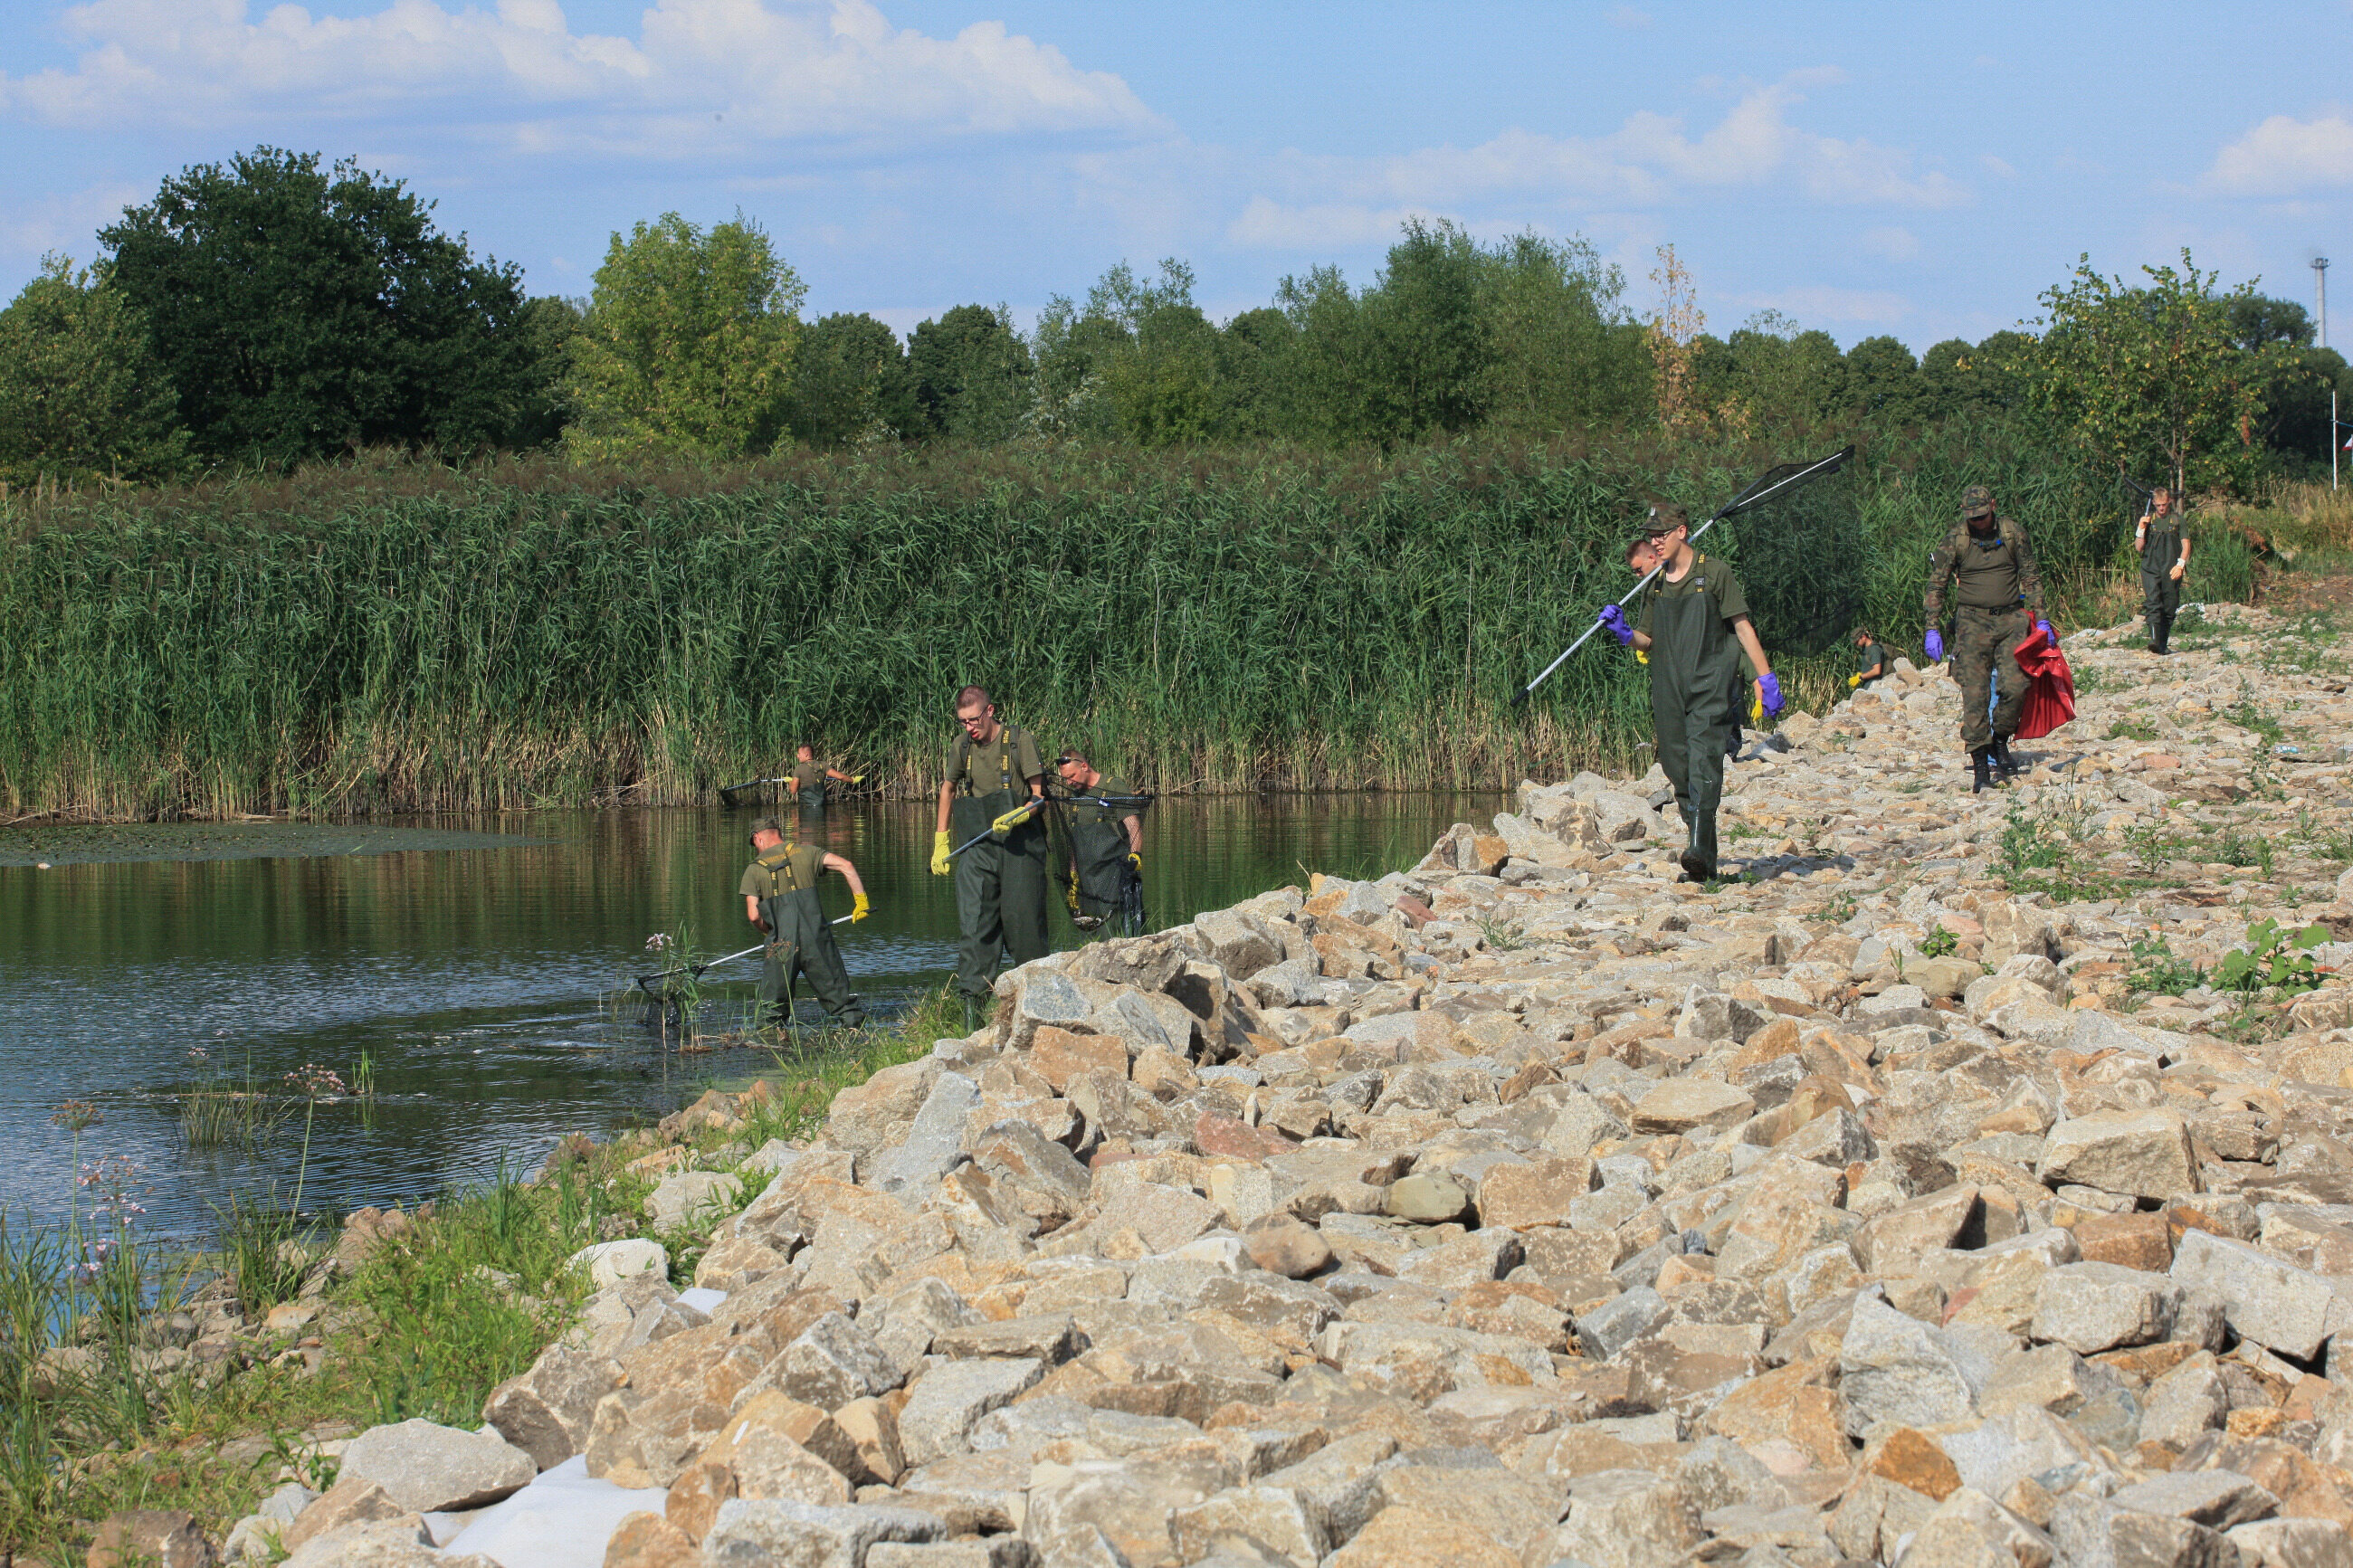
[1063,875,1080,914]
[1128,851,1143,876]
[1749,691,1764,725]
[851,893,871,922]
[929,830,952,876]
[1634,650,1648,665]
[1847,673,1862,689]
[989,800,1037,838]
[851,774,865,784]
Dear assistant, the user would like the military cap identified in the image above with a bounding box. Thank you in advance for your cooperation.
[1960,484,1996,519]
[1639,501,1689,534]
[750,815,786,836]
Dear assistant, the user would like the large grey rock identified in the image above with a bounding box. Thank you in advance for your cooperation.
[2031,1262,2181,1354]
[2036,1108,2196,1200]
[2170,1228,2349,1359]
[2108,1469,2279,1529]
[1840,1294,1980,1440]
[481,1344,619,1470]
[564,1238,667,1289]
[1004,972,1091,1052]
[2227,1517,2353,1568]
[870,1071,981,1194]
[1576,1286,1665,1361]
[643,1169,743,1231]
[895,1357,1045,1468]
[702,1498,945,1568]
[1899,1486,2054,1568]
[779,1313,901,1410]
[335,1418,536,1513]
[1194,908,1280,980]
[1541,1469,1700,1568]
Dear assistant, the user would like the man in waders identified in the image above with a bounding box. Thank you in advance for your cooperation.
[1922,484,2054,792]
[1599,504,1783,882]
[740,816,870,1029]
[929,686,1049,1025]
[2137,488,2191,655]
[1624,533,1763,765]
[1849,628,1888,690]
[786,744,862,810]
[1055,749,1144,932]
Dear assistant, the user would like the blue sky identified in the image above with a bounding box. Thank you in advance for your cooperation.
[3,0,2349,351]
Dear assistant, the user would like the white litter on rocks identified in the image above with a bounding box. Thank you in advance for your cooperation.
[429,1456,663,1565]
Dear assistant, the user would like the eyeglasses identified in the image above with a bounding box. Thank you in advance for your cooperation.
[1054,755,1081,765]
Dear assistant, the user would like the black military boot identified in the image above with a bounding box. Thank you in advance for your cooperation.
[2152,614,2173,655]
[1678,813,1718,883]
[1991,736,2023,777]
[1972,748,1997,793]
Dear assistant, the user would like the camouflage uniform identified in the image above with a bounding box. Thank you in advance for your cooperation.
[1924,486,2045,754]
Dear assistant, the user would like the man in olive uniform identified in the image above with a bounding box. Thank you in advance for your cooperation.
[1849,628,1887,690]
[786,744,861,811]
[2137,488,2192,655]
[739,816,870,1028]
[1923,484,2055,792]
[1054,749,1145,932]
[929,686,1049,1015]
[1599,504,1784,882]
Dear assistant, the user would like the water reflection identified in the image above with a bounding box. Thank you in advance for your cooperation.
[0,794,1500,1241]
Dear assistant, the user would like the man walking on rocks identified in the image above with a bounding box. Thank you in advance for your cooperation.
[1600,503,1783,883]
[1923,484,2053,793]
[930,685,1050,1023]
[2138,487,2191,655]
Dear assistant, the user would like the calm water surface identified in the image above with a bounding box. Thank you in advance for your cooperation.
[0,794,1500,1243]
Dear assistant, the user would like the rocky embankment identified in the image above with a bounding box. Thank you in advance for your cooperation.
[235,603,2353,1566]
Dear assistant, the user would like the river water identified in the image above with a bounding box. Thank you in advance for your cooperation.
[0,794,1500,1244]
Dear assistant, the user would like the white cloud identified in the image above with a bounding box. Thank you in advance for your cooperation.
[1607,6,1653,31]
[2203,113,2353,196]
[1224,71,1967,248]
[0,180,144,270]
[0,0,1160,154]
[1225,196,1426,251]
[1981,155,2016,178]
[1862,225,1919,261]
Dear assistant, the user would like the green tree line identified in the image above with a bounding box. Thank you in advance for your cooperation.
[3,147,2347,495]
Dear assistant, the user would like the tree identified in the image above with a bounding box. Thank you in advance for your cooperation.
[1358,219,1495,439]
[1479,231,1645,434]
[2031,251,2272,495]
[100,147,538,462]
[1843,335,1929,425]
[563,213,804,461]
[908,305,1033,443]
[0,256,189,486]
[788,313,918,447]
[1700,313,1846,432]
[1215,307,1296,439]
[504,296,584,450]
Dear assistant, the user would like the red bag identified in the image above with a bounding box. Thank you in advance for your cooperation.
[2012,629,2075,740]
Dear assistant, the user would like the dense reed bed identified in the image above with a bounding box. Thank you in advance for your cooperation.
[0,427,2176,818]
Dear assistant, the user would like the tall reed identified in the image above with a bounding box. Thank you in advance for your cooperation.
[0,424,2157,818]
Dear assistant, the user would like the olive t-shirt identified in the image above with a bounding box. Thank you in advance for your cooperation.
[1638,554,1750,639]
[1855,641,1887,681]
[949,724,1043,798]
[790,761,825,794]
[740,843,824,900]
[1070,778,1141,831]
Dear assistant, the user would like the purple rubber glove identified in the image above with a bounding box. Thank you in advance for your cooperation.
[1598,603,1634,647]
[2036,619,2056,649]
[1923,629,1944,663]
[1758,671,1786,717]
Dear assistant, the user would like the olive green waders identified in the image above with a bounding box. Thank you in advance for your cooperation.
[2143,523,2183,652]
[1647,588,1741,880]
[1950,604,2031,752]
[1067,805,1131,927]
[757,883,865,1028]
[951,791,1050,1001]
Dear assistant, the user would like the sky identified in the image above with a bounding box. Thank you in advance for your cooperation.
[2,0,2349,353]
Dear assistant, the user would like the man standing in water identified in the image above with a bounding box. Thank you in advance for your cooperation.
[1055,749,1145,932]
[741,816,869,1029]
[1922,484,2053,791]
[929,686,1049,1024]
[2137,488,2191,655]
[1599,504,1783,882]
[786,744,862,810]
